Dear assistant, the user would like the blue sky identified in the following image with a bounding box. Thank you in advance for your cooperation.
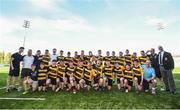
[0,0,180,55]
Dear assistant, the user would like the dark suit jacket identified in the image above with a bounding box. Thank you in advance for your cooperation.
[158,51,174,70]
[147,53,159,68]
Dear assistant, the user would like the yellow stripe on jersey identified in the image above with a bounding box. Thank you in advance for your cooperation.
[103,66,114,79]
[57,56,65,61]
[93,65,103,77]
[84,68,94,81]
[132,66,144,76]
[132,56,138,61]
[48,66,58,79]
[124,69,134,79]
[124,54,132,65]
[66,67,75,76]
[103,56,111,61]
[116,56,125,66]
[42,55,51,65]
[37,69,48,80]
[113,67,124,78]
[138,56,149,65]
[110,56,117,66]
[74,66,84,79]
[58,66,66,78]
[73,57,79,66]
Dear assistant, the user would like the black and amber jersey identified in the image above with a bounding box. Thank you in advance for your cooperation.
[110,56,117,66]
[93,65,103,77]
[48,66,58,79]
[42,55,51,67]
[138,56,149,65]
[57,55,65,61]
[64,57,73,66]
[116,56,125,67]
[124,69,134,80]
[74,66,84,79]
[103,66,114,80]
[66,67,75,77]
[102,56,111,66]
[113,67,124,78]
[58,65,66,78]
[83,67,95,81]
[37,68,48,80]
[33,55,43,66]
[132,65,144,77]
[124,54,133,65]
[80,55,89,67]
[132,56,138,62]
[79,55,86,60]
[73,56,80,67]
[103,56,111,62]
[86,55,93,61]
[95,55,103,61]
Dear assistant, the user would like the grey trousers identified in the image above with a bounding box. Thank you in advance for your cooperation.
[159,66,176,92]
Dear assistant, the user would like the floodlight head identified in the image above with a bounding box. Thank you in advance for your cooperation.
[23,20,30,28]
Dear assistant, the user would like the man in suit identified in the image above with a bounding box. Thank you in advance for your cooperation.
[158,46,176,94]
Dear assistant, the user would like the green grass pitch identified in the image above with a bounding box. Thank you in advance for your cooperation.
[0,67,180,109]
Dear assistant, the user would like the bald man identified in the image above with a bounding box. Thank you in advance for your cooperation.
[158,46,176,94]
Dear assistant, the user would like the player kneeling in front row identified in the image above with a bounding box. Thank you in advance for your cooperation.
[56,60,66,92]
[65,61,76,93]
[103,60,114,91]
[113,62,124,91]
[37,62,48,92]
[142,60,157,94]
[80,62,94,91]
[46,60,58,92]
[132,60,144,93]
[93,60,104,91]
[74,60,84,91]
[124,64,134,93]
[23,64,38,94]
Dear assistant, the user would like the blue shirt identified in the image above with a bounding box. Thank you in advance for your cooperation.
[142,65,156,80]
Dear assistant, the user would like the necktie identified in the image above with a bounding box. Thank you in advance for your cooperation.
[160,52,162,65]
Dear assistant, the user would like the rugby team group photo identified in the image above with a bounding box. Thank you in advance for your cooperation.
[1,0,179,108]
[6,46,176,95]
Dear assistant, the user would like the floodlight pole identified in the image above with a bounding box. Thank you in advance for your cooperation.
[23,20,30,47]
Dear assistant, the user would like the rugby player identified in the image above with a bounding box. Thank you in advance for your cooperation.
[132,59,144,93]
[124,64,134,93]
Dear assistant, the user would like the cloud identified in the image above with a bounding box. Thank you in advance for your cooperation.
[27,0,63,11]
[145,16,167,29]
[145,16,179,29]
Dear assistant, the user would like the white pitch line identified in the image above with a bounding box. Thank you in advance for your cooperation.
[0,87,6,90]
[0,98,46,100]
[175,79,180,82]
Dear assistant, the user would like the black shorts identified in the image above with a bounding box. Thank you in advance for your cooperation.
[58,77,64,82]
[75,77,80,84]
[94,76,100,84]
[21,68,32,78]
[117,77,123,84]
[50,78,56,85]
[84,79,91,85]
[9,68,20,77]
[38,80,46,86]
[134,76,142,85]
[125,78,133,86]
[66,75,70,83]
[107,78,113,86]
[143,79,154,91]
[155,67,162,78]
